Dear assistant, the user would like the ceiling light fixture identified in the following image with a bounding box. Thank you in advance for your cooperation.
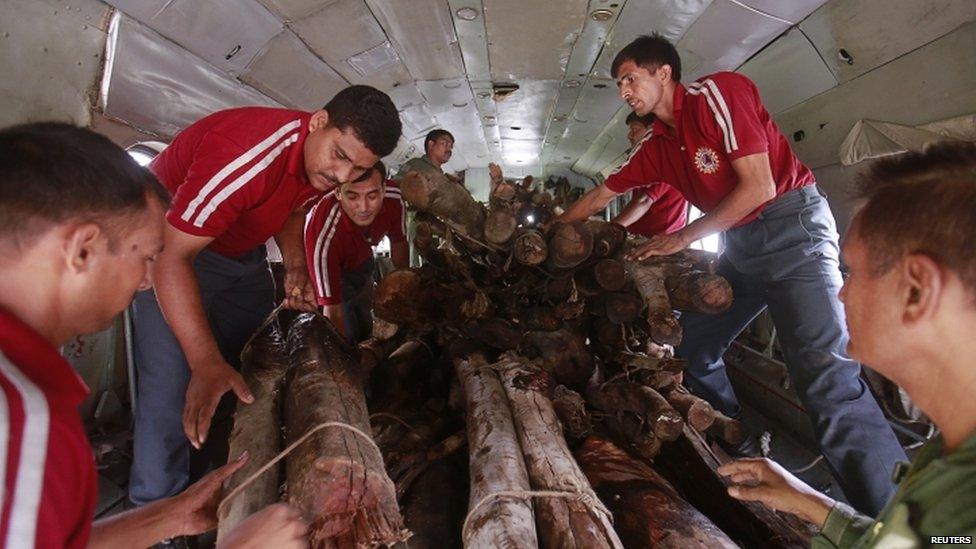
[564,79,581,88]
[453,102,468,108]
[483,115,495,121]
[477,91,491,99]
[456,7,479,21]
[590,9,614,21]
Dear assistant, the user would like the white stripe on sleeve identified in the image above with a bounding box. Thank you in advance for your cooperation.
[0,375,8,511]
[313,204,341,299]
[703,79,738,151]
[688,81,736,153]
[181,119,302,223]
[0,352,49,549]
[192,132,300,228]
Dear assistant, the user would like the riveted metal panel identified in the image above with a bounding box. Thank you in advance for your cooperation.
[738,28,836,115]
[241,29,349,111]
[367,0,465,80]
[103,14,277,138]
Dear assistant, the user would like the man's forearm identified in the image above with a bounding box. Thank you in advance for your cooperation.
[154,253,221,370]
[611,195,653,227]
[556,184,618,224]
[90,497,185,549]
[275,209,309,271]
[390,241,409,269]
[679,153,776,243]
[322,303,346,338]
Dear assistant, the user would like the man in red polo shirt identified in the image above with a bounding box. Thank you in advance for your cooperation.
[0,123,306,548]
[557,35,906,516]
[304,162,408,342]
[611,111,688,237]
[129,86,402,510]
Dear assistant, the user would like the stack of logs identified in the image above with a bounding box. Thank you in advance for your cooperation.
[217,169,813,548]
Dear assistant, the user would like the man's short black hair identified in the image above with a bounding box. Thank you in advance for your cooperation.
[625,111,655,127]
[0,122,170,250]
[612,34,682,82]
[323,85,402,158]
[424,129,454,154]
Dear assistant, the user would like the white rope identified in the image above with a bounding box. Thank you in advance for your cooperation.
[217,420,382,517]
[461,489,615,544]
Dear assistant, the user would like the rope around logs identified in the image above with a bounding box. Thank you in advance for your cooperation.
[460,489,617,545]
[217,420,383,518]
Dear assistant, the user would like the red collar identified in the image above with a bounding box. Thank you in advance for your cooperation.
[652,82,686,139]
[286,112,314,181]
[0,307,90,407]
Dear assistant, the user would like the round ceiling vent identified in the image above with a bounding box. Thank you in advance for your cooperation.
[590,9,614,21]
[456,7,479,21]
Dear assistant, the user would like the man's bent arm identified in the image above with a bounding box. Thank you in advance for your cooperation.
[679,152,776,243]
[275,208,316,311]
[611,193,653,227]
[390,241,409,269]
[322,303,347,338]
[153,225,253,448]
[556,183,622,224]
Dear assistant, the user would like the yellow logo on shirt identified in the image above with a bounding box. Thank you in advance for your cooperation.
[694,146,720,175]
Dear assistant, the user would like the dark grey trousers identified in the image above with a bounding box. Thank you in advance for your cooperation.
[128,247,274,505]
[676,185,907,515]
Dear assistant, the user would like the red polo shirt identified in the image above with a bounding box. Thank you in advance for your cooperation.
[0,309,95,549]
[625,183,688,237]
[304,182,406,306]
[606,72,813,227]
[151,107,323,258]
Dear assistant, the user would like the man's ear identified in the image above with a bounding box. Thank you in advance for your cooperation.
[64,222,103,274]
[901,253,944,324]
[658,64,673,84]
[309,109,330,132]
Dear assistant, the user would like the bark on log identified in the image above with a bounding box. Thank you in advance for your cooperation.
[577,437,738,549]
[217,320,289,542]
[374,269,423,326]
[520,329,594,390]
[552,385,592,441]
[665,388,717,432]
[653,426,812,548]
[586,221,628,258]
[497,356,623,549]
[601,292,643,325]
[514,230,548,266]
[484,206,518,245]
[665,271,734,314]
[548,221,593,269]
[455,355,538,548]
[400,453,468,549]
[624,262,682,346]
[400,170,486,240]
[587,383,684,442]
[285,314,408,547]
[705,410,746,446]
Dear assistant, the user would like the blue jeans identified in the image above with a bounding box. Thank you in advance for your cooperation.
[677,186,906,515]
[128,247,274,505]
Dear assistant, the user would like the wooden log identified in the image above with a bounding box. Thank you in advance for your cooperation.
[601,292,643,325]
[484,206,518,245]
[653,426,812,548]
[577,437,738,549]
[665,388,717,432]
[455,355,538,548]
[614,352,686,375]
[400,453,469,549]
[374,269,423,325]
[513,230,548,266]
[586,220,628,258]
[400,170,486,240]
[587,383,683,442]
[462,318,523,350]
[520,329,594,390]
[624,261,682,346]
[548,221,593,269]
[552,385,592,441]
[284,314,408,547]
[665,271,733,314]
[705,410,746,446]
[519,306,561,331]
[497,356,623,549]
[217,320,289,542]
